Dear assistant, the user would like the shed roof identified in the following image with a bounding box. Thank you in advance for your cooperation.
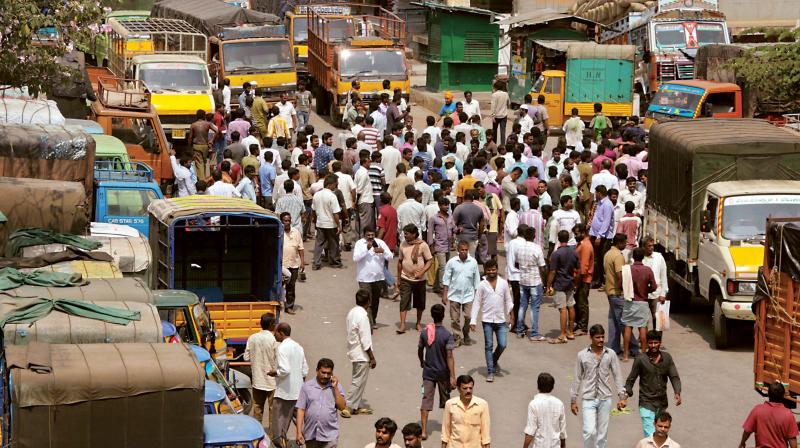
[412,1,496,17]
[495,8,603,27]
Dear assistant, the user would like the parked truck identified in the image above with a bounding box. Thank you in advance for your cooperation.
[308,3,409,125]
[282,3,355,81]
[753,218,800,400]
[107,17,214,142]
[644,118,800,349]
[644,43,800,127]
[2,342,205,447]
[530,42,635,126]
[150,0,296,104]
[147,196,283,356]
[575,0,730,99]
[88,69,175,191]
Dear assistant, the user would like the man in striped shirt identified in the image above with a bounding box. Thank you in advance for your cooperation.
[518,197,546,248]
[368,151,386,215]
[362,116,382,152]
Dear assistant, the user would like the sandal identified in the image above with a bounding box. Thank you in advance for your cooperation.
[548,337,568,344]
[566,334,575,340]
[353,408,373,415]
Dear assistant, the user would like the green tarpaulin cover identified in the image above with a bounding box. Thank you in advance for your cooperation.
[0,267,88,290]
[5,228,102,258]
[0,296,141,327]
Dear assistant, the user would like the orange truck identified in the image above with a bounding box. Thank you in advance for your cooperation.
[307,3,409,126]
[87,66,174,192]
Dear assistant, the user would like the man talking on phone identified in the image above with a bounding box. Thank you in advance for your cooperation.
[296,358,347,447]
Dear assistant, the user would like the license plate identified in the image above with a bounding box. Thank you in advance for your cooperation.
[172,129,186,139]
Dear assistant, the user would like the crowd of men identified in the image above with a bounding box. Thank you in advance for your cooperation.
[193,82,794,448]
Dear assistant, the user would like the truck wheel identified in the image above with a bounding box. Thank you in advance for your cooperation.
[712,294,730,349]
[330,96,343,128]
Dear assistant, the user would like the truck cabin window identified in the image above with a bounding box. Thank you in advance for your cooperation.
[696,24,726,46]
[703,196,719,233]
[722,195,800,241]
[139,63,210,92]
[704,92,736,115]
[532,75,545,94]
[545,77,562,95]
[106,189,158,217]
[340,49,405,79]
[648,85,704,118]
[223,41,293,72]
[111,117,160,153]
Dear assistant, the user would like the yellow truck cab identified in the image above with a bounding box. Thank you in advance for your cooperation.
[149,0,295,104]
[307,4,409,125]
[108,17,214,142]
[529,43,635,127]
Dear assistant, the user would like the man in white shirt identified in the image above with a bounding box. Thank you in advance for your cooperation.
[642,236,668,329]
[518,108,534,136]
[334,161,359,250]
[590,159,619,194]
[462,91,481,120]
[222,79,232,114]
[207,171,242,198]
[244,315,279,432]
[523,372,567,448]
[269,322,308,446]
[353,227,393,327]
[355,153,376,231]
[169,150,196,197]
[241,126,262,154]
[365,418,403,448]
[370,108,387,137]
[504,197,521,248]
[343,289,378,418]
[470,259,513,383]
[423,116,442,144]
[514,225,548,341]
[619,177,645,215]
[562,108,585,148]
[381,139,403,184]
[312,175,342,270]
[277,93,298,133]
[397,185,426,242]
[549,196,581,247]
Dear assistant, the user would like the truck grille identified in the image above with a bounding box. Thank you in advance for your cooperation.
[677,63,694,79]
[159,114,196,125]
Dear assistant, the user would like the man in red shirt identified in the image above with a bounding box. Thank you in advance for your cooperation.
[212,103,227,164]
[741,381,799,448]
[573,223,594,337]
[377,191,399,298]
[622,247,657,362]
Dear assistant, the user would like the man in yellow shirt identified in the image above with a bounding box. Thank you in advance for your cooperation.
[251,90,271,139]
[441,375,490,448]
[267,106,291,140]
[455,161,478,205]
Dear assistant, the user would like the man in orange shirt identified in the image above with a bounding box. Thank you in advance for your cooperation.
[573,223,594,337]
[455,161,478,204]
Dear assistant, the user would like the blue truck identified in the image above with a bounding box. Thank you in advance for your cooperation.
[94,160,164,237]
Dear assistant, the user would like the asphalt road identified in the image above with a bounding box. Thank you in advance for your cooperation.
[276,107,765,448]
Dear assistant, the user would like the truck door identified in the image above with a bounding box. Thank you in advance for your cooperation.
[543,75,564,126]
[697,193,720,299]
[703,91,741,118]
[96,186,159,237]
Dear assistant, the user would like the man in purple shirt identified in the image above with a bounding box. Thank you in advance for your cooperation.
[296,358,347,447]
[428,197,455,294]
[589,185,615,288]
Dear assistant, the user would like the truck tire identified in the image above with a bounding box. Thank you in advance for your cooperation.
[665,258,690,312]
[712,292,730,349]
[330,95,343,128]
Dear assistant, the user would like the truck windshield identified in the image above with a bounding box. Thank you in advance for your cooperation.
[340,49,405,78]
[223,41,293,72]
[294,17,309,43]
[722,195,800,240]
[647,83,705,118]
[531,75,545,94]
[696,23,727,46]
[654,23,687,49]
[139,63,210,91]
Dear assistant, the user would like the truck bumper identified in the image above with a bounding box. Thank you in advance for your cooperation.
[720,300,755,321]
[162,124,190,140]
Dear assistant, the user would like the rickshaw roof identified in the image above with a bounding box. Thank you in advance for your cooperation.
[204,380,226,403]
[190,344,212,363]
[153,289,200,307]
[204,414,266,443]
[162,320,177,337]
[148,196,278,225]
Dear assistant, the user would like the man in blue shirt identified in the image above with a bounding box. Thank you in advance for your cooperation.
[546,230,579,344]
[589,185,615,288]
[442,241,481,347]
[314,132,335,174]
[259,151,276,210]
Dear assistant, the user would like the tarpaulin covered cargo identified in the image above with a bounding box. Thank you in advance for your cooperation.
[2,300,162,345]
[647,119,800,257]
[148,196,282,302]
[0,123,96,197]
[2,277,154,304]
[22,233,152,274]
[4,342,204,447]
[151,0,280,36]
[0,177,90,255]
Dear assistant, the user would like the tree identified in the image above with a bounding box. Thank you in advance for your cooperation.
[0,0,107,93]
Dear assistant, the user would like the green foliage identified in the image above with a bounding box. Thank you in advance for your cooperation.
[0,0,107,93]
[727,43,800,109]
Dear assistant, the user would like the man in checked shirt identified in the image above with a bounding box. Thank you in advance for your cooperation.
[570,324,627,448]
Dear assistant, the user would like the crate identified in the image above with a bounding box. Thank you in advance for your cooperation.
[97,76,151,110]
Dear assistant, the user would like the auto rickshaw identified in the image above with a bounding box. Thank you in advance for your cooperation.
[191,345,250,414]
[205,380,236,415]
[203,414,268,448]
